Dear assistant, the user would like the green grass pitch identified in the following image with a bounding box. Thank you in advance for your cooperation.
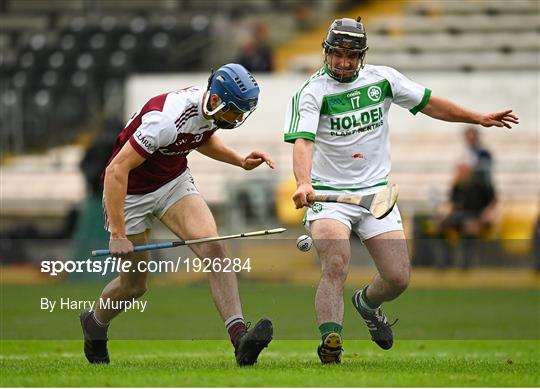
[1,283,539,386]
[1,340,538,386]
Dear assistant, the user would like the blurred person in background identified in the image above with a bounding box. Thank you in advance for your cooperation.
[284,17,518,364]
[533,213,540,272]
[463,126,493,183]
[80,64,275,366]
[71,117,121,262]
[293,2,314,31]
[435,162,497,269]
[79,117,122,196]
[237,23,273,72]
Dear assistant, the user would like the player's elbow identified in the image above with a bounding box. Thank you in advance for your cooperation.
[104,161,127,184]
[104,163,117,180]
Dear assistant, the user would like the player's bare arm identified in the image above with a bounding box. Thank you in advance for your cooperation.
[197,134,275,170]
[421,95,519,129]
[292,138,315,209]
[104,142,146,255]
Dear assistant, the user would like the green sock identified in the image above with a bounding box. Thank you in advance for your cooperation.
[359,285,380,311]
[319,322,342,339]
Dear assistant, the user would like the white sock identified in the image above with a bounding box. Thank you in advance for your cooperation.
[92,311,110,327]
[224,314,245,330]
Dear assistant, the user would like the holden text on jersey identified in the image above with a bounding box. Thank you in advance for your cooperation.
[329,107,384,136]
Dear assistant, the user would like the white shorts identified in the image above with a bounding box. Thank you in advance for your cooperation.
[103,169,199,235]
[304,197,403,241]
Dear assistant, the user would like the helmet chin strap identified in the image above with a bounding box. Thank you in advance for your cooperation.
[202,91,254,130]
[202,91,226,117]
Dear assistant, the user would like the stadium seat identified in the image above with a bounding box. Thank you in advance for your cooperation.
[499,203,538,256]
[275,177,305,225]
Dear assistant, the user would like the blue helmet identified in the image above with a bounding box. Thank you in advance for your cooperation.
[209,63,259,112]
[203,64,260,128]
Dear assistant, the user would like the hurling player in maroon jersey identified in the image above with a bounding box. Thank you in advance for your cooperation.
[80,64,274,366]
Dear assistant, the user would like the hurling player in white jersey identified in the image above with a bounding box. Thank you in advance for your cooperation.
[80,64,274,366]
[284,17,519,363]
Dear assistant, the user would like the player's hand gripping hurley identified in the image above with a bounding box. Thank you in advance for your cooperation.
[308,184,399,219]
[92,228,286,257]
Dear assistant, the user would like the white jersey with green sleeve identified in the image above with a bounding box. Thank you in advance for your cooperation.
[284,64,431,193]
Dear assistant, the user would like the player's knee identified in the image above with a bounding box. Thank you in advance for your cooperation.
[196,241,226,259]
[121,282,147,299]
[387,272,409,294]
[322,255,348,280]
[128,285,147,299]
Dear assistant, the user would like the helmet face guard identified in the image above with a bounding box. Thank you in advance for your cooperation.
[323,17,369,82]
[203,63,259,129]
[202,92,255,130]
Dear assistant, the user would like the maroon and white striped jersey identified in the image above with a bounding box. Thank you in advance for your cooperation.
[104,86,217,194]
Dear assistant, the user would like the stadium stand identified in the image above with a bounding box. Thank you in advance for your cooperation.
[0,0,336,223]
[1,0,538,267]
[282,0,540,72]
[1,0,335,154]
